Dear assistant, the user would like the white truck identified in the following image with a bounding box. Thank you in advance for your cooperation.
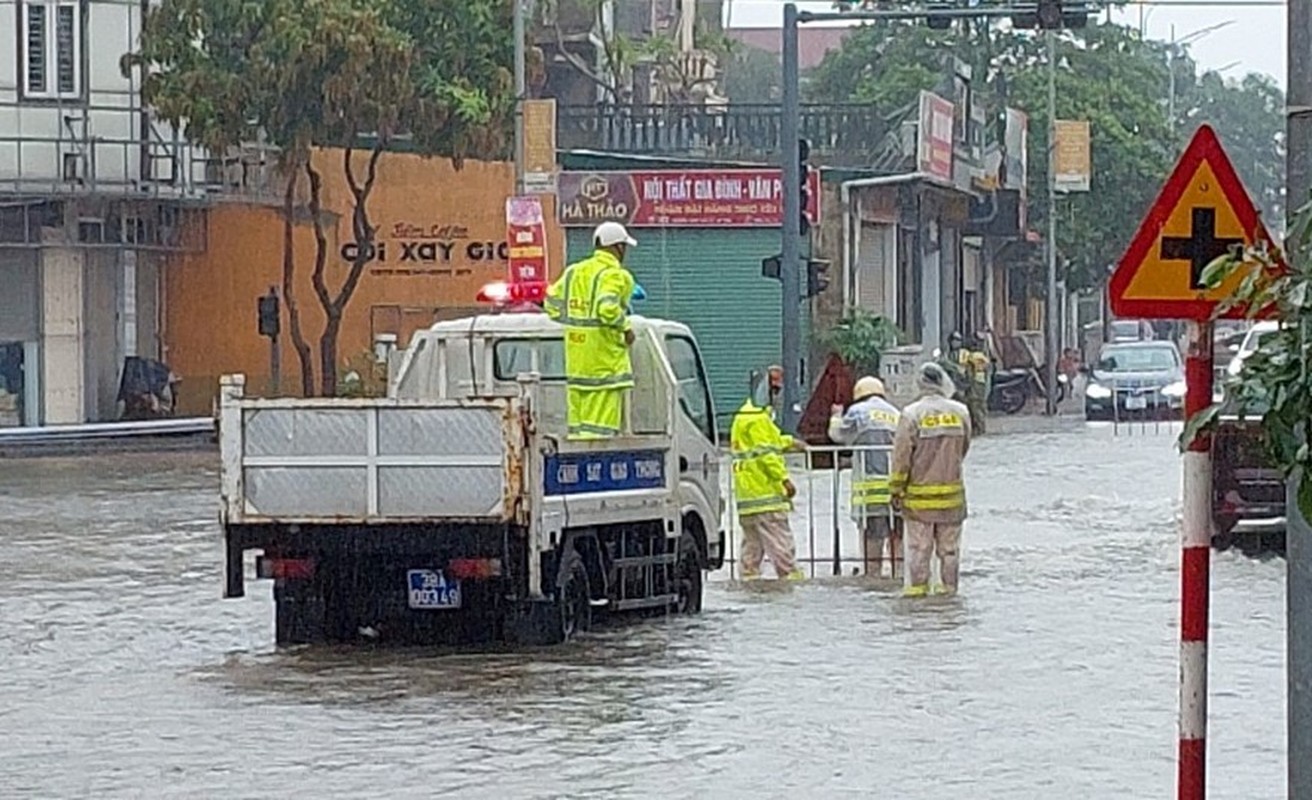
[219,311,725,646]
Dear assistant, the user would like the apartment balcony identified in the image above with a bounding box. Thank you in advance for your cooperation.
[557,103,895,167]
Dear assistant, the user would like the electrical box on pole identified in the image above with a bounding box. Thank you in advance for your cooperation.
[258,289,280,338]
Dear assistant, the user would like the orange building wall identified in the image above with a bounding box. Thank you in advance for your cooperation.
[163,151,564,414]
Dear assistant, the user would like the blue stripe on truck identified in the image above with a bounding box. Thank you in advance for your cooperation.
[544,449,667,496]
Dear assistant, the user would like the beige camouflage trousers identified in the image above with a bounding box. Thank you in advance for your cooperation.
[739,511,798,579]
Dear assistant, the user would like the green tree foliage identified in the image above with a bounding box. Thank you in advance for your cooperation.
[807,19,1285,292]
[125,0,513,395]
[722,44,783,104]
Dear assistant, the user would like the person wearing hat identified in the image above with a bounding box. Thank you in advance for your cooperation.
[890,361,972,597]
[828,375,902,579]
[730,365,807,580]
[944,331,989,435]
[544,221,639,439]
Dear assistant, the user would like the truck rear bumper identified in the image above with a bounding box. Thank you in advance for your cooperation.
[224,522,524,600]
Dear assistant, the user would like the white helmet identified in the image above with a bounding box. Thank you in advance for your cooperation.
[594,221,637,248]
[853,376,886,401]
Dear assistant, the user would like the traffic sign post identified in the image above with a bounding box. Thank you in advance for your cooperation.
[1109,124,1278,800]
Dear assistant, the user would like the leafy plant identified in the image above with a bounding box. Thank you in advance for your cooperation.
[819,310,902,377]
[1193,200,1310,514]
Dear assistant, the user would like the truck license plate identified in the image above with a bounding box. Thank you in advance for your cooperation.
[1125,395,1148,410]
[407,570,462,610]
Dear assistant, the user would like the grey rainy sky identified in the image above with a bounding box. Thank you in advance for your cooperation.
[722,1,1286,87]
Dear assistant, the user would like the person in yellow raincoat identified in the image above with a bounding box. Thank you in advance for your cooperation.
[544,221,638,439]
[731,366,807,580]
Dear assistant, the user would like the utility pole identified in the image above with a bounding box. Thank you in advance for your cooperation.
[1045,29,1059,415]
[1287,1,1312,794]
[513,0,527,195]
[780,3,803,432]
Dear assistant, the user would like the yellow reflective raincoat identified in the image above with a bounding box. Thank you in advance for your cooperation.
[730,399,794,516]
[544,249,636,438]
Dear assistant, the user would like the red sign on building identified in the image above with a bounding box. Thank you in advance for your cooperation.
[557,169,821,228]
[917,90,955,183]
[505,195,549,302]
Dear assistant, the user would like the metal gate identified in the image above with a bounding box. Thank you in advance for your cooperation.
[716,444,902,581]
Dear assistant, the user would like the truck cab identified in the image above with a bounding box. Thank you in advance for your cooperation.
[220,310,724,646]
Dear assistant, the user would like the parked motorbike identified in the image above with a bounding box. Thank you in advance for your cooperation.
[118,357,181,421]
[987,366,1068,415]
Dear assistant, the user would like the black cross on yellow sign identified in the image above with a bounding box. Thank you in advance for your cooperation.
[1158,208,1242,291]
[1110,124,1280,320]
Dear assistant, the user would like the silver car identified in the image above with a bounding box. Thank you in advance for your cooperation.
[1084,341,1186,421]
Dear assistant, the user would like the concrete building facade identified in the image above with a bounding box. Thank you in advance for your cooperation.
[0,0,209,426]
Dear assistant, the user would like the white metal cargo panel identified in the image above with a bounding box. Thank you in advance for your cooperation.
[223,393,520,523]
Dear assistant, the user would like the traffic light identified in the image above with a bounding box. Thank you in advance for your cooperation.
[1013,1,1091,30]
[798,137,812,236]
[257,288,280,338]
[805,258,831,298]
[926,3,953,30]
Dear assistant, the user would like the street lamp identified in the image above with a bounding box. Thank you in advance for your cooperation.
[1167,20,1235,139]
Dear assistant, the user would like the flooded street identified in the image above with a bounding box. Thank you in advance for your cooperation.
[0,422,1286,799]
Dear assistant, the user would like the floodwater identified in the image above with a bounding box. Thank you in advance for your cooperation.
[0,420,1287,799]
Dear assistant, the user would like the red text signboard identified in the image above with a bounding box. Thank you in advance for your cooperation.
[505,195,549,302]
[1110,124,1280,320]
[917,90,955,183]
[557,169,821,228]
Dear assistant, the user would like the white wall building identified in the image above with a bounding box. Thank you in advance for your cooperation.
[0,0,213,426]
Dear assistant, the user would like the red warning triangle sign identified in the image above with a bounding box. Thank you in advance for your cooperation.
[1109,124,1279,320]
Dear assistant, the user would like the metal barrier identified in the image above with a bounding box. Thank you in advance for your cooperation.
[717,444,901,582]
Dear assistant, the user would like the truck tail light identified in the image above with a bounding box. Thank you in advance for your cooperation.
[256,556,315,580]
[447,558,502,580]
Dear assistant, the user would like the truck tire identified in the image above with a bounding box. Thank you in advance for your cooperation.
[674,533,704,615]
[556,550,591,643]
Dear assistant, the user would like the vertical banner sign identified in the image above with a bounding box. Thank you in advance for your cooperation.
[917,90,955,183]
[1005,107,1029,231]
[506,196,549,303]
[522,99,558,196]
[1054,120,1092,193]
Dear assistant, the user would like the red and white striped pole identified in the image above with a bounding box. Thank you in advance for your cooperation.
[1179,320,1213,800]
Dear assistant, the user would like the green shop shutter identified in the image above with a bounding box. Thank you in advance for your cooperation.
[565,227,808,425]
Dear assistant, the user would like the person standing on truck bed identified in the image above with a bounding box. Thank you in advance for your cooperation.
[891,362,972,597]
[828,376,902,580]
[732,366,806,581]
[544,221,639,439]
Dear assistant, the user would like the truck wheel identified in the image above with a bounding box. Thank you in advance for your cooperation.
[675,534,704,615]
[557,550,591,642]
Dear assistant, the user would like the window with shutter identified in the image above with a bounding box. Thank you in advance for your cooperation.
[20,0,83,100]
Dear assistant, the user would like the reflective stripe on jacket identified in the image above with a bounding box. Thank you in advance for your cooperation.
[828,395,899,519]
[544,249,636,392]
[890,392,971,524]
[731,399,794,517]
